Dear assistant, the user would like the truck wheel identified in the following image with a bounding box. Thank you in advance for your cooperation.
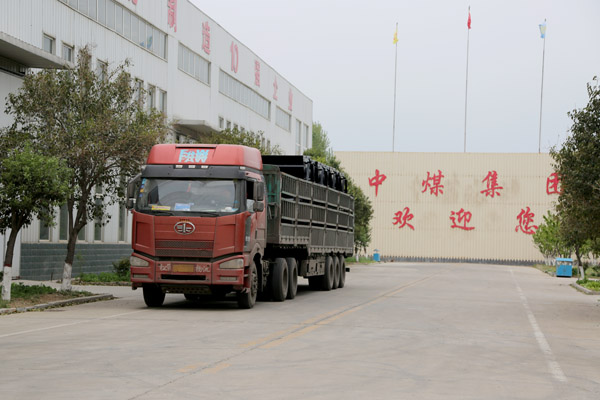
[338,255,346,288]
[271,258,289,301]
[143,284,165,307]
[286,257,298,299]
[332,255,340,290]
[321,256,334,291]
[237,262,258,309]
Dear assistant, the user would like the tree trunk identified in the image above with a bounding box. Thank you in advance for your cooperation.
[574,246,585,280]
[61,233,78,291]
[2,226,22,301]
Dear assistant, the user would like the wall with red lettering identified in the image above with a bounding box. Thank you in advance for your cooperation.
[337,152,556,263]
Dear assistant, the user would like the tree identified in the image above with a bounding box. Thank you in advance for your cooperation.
[532,211,571,261]
[0,144,72,300]
[2,46,169,290]
[203,128,282,155]
[551,77,600,278]
[304,122,373,254]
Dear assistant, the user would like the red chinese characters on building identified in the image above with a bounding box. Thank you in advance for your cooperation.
[167,0,177,32]
[546,172,561,195]
[230,42,239,73]
[368,169,387,197]
[288,88,293,111]
[273,77,278,100]
[393,207,415,230]
[422,170,444,196]
[450,208,475,230]
[254,60,261,87]
[515,207,538,235]
[202,21,211,55]
[481,170,503,198]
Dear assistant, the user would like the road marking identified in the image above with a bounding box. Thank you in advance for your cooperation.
[177,363,206,373]
[258,272,442,350]
[0,310,148,339]
[510,269,568,383]
[203,363,230,374]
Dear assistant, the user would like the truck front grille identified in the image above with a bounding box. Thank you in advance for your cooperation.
[155,240,213,258]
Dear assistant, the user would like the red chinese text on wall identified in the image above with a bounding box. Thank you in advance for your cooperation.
[273,77,278,100]
[202,21,211,55]
[515,207,538,235]
[393,207,415,230]
[450,208,475,230]
[481,171,503,198]
[422,170,444,196]
[288,88,293,111]
[167,0,177,32]
[368,169,387,197]
[546,172,561,195]
[255,60,261,87]
[230,42,239,73]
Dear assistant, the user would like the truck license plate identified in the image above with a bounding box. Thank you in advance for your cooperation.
[172,264,194,273]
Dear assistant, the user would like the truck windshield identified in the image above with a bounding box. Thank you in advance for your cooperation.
[136,179,241,215]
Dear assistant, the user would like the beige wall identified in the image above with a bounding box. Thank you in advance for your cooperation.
[336,152,558,263]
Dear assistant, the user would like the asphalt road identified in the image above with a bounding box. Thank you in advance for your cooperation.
[1,262,599,400]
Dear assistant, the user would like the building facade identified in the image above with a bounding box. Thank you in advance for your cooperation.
[337,152,558,264]
[0,0,313,279]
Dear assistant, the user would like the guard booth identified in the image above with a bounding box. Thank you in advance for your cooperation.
[555,257,573,277]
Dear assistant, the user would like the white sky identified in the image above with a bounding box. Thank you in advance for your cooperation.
[192,0,600,153]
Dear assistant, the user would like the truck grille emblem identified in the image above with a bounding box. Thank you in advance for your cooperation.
[174,221,195,235]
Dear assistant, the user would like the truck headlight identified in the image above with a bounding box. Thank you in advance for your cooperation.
[220,258,244,269]
[130,256,149,267]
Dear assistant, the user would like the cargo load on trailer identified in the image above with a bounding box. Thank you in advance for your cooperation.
[126,144,354,309]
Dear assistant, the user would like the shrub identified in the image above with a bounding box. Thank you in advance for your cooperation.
[112,257,130,279]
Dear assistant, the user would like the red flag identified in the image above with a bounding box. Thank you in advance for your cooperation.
[467,7,472,29]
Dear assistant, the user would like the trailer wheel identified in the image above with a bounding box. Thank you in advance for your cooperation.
[271,258,289,301]
[237,261,258,309]
[286,257,298,299]
[321,255,334,291]
[332,255,340,290]
[143,284,165,307]
[338,255,346,288]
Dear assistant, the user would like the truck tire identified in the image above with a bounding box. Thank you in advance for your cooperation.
[332,255,340,290]
[321,255,334,291]
[338,255,346,288]
[286,257,298,299]
[271,258,289,301]
[237,261,258,309]
[143,284,165,307]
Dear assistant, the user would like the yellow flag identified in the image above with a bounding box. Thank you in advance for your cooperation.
[393,27,398,44]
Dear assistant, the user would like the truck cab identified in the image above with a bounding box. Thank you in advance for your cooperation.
[127,144,266,308]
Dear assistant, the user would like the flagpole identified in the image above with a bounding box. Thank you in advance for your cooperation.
[538,19,546,154]
[393,22,398,152]
[464,7,470,153]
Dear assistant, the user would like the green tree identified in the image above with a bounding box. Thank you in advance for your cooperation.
[304,122,373,254]
[532,211,571,260]
[2,46,169,290]
[203,128,282,155]
[0,144,72,300]
[551,77,600,277]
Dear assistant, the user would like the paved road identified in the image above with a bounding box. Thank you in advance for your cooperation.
[1,263,599,399]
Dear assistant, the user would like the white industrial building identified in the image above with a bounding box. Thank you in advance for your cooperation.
[0,0,313,279]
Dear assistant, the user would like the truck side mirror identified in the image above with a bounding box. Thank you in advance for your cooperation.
[253,201,265,212]
[256,182,265,202]
[126,174,141,209]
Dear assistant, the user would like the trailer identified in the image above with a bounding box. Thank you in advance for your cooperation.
[127,144,354,309]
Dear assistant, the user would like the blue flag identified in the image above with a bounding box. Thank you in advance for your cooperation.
[539,20,547,39]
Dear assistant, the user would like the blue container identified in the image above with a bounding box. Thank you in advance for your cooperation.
[373,249,380,262]
[555,257,573,277]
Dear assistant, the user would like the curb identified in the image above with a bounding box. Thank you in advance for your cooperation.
[571,283,600,295]
[0,294,114,315]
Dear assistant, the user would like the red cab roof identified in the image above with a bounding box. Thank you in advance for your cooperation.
[146,144,263,170]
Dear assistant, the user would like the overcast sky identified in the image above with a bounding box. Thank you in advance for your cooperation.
[192,0,600,154]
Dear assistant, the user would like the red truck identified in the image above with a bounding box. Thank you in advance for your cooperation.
[126,144,354,309]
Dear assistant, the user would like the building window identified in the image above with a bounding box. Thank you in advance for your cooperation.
[134,79,143,105]
[147,85,156,110]
[62,43,74,62]
[178,43,210,85]
[219,70,270,120]
[219,117,224,129]
[42,34,55,54]
[158,90,167,113]
[118,204,127,242]
[94,187,103,242]
[295,119,302,154]
[226,120,232,130]
[276,107,291,132]
[96,59,108,81]
[39,220,50,241]
[59,204,69,241]
[304,124,310,149]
